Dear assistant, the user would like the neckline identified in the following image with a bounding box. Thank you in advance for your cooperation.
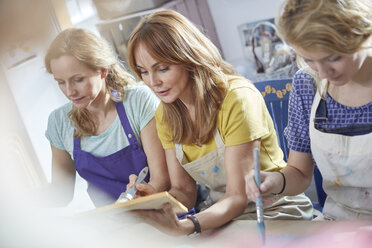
[326,92,372,110]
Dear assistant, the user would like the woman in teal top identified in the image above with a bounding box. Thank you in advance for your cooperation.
[42,28,169,207]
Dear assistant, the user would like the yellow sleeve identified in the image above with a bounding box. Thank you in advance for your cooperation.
[218,80,271,147]
[155,104,175,149]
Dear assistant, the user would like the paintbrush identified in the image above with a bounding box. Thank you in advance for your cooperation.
[253,148,266,245]
[116,166,148,203]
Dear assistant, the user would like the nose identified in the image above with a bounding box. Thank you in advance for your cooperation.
[65,83,76,97]
[148,73,161,87]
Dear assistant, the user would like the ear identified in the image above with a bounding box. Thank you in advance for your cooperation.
[101,68,108,79]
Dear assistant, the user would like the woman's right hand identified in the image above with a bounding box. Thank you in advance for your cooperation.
[245,170,284,202]
[126,174,156,198]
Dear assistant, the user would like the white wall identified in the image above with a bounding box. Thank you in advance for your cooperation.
[3,49,67,182]
[0,64,47,197]
[207,0,283,80]
[207,0,282,62]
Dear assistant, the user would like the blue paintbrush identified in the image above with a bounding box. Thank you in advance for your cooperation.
[116,166,148,203]
[253,148,265,245]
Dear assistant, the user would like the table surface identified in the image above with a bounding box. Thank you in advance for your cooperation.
[3,204,372,248]
[83,216,372,248]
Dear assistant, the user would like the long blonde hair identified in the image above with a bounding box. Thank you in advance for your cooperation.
[45,28,136,138]
[127,10,239,145]
[276,0,372,93]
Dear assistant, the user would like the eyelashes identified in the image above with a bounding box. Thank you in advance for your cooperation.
[138,66,169,75]
[304,56,342,63]
[327,56,342,62]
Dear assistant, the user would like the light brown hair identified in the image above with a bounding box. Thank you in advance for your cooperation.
[45,28,136,138]
[276,0,372,55]
[127,10,240,145]
[276,0,372,93]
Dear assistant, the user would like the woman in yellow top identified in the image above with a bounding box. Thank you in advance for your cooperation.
[126,10,312,236]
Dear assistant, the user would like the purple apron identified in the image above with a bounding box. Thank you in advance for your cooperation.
[73,101,149,206]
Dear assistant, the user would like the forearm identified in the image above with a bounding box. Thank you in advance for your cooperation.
[148,175,170,193]
[169,185,196,210]
[272,164,313,196]
[191,194,247,232]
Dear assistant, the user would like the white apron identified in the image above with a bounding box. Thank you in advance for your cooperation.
[309,82,372,220]
[175,129,313,220]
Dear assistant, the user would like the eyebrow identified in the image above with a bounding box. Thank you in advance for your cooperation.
[53,74,82,81]
[303,54,335,61]
[136,62,161,69]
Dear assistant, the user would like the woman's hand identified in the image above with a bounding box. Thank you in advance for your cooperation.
[132,203,191,236]
[126,174,157,198]
[245,170,284,203]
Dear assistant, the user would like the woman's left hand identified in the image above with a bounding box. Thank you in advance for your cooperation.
[132,203,189,236]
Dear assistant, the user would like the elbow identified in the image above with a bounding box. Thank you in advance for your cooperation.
[303,176,313,190]
[160,179,171,192]
[149,170,171,192]
[224,192,249,217]
[152,177,171,192]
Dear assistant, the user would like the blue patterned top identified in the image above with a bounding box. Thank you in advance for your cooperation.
[284,69,372,153]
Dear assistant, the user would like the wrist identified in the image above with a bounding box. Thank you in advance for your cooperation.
[185,215,201,237]
[179,216,196,235]
[272,171,286,195]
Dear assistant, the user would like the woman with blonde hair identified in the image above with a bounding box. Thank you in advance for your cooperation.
[126,10,312,236]
[43,28,169,207]
[246,0,372,220]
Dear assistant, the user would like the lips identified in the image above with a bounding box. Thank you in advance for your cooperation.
[71,97,84,104]
[156,89,170,96]
[328,75,341,81]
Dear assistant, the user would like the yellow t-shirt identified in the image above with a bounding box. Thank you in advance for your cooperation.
[155,76,285,172]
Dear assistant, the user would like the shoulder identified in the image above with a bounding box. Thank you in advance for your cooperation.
[224,75,262,104]
[125,84,156,98]
[48,102,72,123]
[292,69,316,93]
[155,103,163,121]
[123,85,160,111]
[45,102,73,150]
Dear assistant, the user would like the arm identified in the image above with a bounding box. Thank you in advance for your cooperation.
[134,140,257,236]
[138,118,170,193]
[276,150,314,195]
[246,70,316,200]
[166,148,197,209]
[33,144,76,207]
[129,146,197,236]
[246,149,314,201]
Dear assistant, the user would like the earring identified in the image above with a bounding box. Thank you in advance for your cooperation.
[101,69,108,79]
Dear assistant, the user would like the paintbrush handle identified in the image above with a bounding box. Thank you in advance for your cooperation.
[126,166,149,199]
[253,148,266,245]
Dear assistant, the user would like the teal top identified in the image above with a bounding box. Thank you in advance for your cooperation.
[45,85,159,159]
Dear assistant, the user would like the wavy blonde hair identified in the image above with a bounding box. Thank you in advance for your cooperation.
[45,28,136,138]
[276,0,372,93]
[127,10,239,145]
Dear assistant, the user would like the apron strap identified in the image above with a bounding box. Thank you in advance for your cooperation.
[73,101,138,154]
[175,129,224,165]
[114,101,139,146]
[73,130,80,153]
[310,80,326,126]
